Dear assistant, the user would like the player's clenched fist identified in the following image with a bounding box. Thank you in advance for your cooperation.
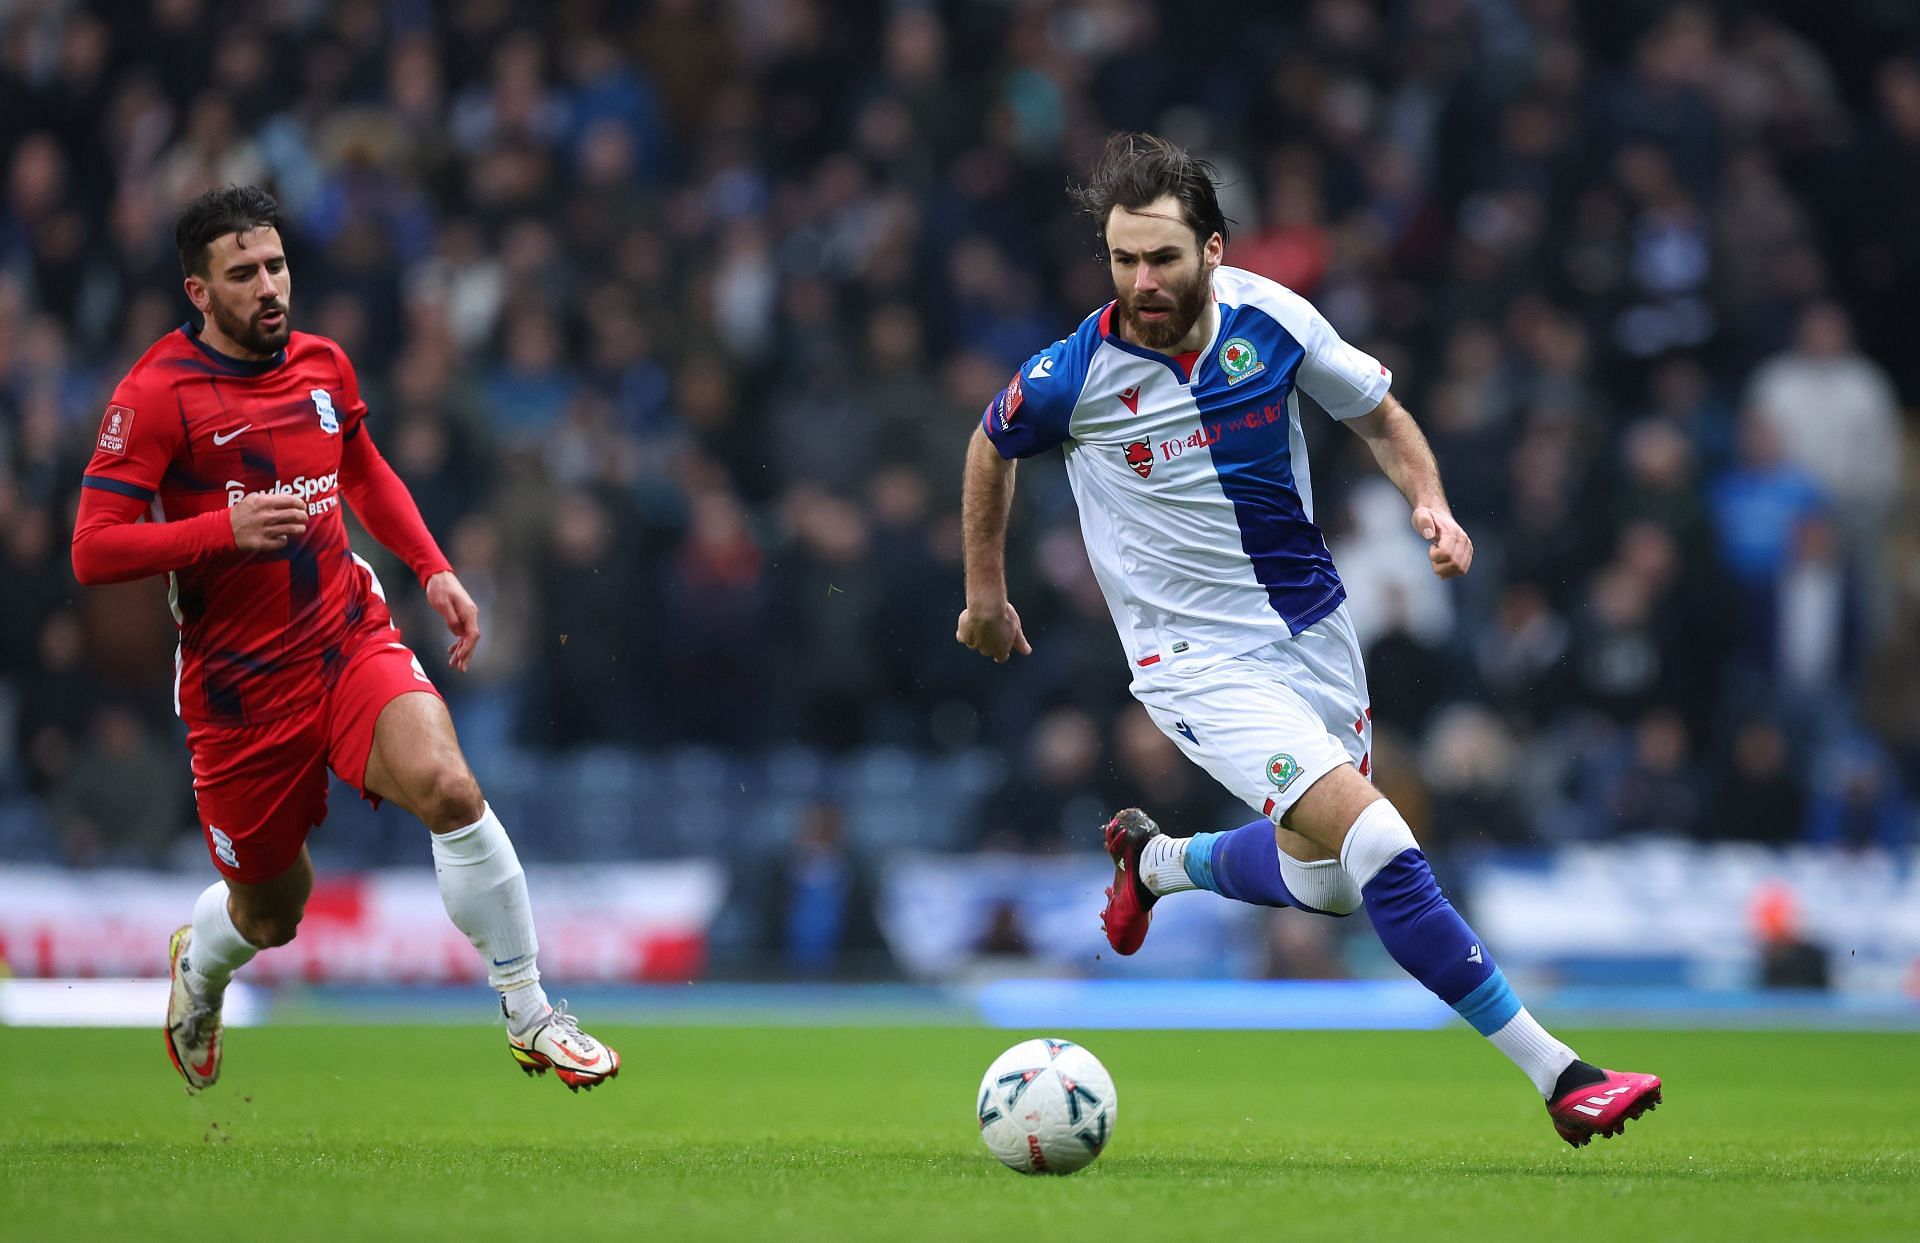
[230,492,309,551]
[956,599,1034,663]
[1411,505,1473,579]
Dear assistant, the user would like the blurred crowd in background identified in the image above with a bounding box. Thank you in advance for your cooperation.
[4,0,1920,909]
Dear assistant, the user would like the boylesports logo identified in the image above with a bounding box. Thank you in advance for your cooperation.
[1219,337,1264,385]
[1266,753,1301,791]
[227,471,340,517]
[1124,441,1153,479]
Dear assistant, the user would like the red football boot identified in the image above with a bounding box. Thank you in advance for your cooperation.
[1548,1067,1662,1147]
[1099,808,1161,955]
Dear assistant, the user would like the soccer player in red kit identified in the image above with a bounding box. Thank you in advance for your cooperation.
[71,186,619,1094]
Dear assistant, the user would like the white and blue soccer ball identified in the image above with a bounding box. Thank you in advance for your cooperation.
[976,1038,1118,1175]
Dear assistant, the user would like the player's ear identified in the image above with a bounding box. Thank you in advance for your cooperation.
[1203,231,1224,269]
[183,274,210,313]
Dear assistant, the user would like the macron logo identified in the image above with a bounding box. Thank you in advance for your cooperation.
[1028,357,1054,379]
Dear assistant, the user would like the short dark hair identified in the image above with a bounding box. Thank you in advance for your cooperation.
[1069,132,1229,254]
[175,185,282,277]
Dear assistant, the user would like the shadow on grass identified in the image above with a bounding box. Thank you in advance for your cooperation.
[8,1136,1912,1189]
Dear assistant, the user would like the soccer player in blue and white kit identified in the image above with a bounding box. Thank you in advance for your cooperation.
[957,133,1661,1147]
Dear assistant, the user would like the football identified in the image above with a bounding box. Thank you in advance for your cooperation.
[975,1038,1118,1175]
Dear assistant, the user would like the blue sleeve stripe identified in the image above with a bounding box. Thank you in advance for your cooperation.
[82,475,156,502]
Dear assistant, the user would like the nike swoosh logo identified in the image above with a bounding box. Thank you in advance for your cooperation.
[492,954,527,967]
[212,425,251,445]
[559,1044,603,1069]
[190,1037,218,1079]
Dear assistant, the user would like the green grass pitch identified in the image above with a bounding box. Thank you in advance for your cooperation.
[1,1025,1913,1241]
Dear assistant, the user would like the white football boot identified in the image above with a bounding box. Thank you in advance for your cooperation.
[507,1000,621,1092]
[164,925,224,1094]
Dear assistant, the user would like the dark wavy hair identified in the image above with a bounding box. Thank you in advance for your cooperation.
[175,184,282,277]
[1069,132,1230,254]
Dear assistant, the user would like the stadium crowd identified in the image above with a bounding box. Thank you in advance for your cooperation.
[3,0,1918,885]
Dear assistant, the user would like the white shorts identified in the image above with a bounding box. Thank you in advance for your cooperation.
[1130,604,1372,826]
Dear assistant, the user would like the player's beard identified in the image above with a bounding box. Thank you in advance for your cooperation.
[1118,264,1210,351]
[210,297,292,357]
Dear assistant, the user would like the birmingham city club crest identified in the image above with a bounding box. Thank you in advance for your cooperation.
[311,388,339,435]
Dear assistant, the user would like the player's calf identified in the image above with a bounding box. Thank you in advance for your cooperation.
[1333,796,1666,1137]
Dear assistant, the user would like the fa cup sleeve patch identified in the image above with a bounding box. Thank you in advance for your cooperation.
[97,405,136,455]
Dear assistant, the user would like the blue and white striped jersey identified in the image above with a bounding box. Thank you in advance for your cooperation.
[982,265,1392,673]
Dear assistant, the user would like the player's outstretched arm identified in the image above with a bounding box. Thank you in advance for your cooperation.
[956,426,1033,663]
[1345,393,1473,579]
[337,427,478,669]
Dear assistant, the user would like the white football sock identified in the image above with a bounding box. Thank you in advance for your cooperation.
[1276,852,1362,915]
[499,985,553,1036]
[430,803,549,1027]
[183,881,257,996]
[1488,1007,1580,1096]
[1139,834,1197,895]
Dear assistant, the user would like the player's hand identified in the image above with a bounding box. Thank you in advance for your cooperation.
[1411,505,1473,579]
[230,492,309,551]
[425,571,482,673]
[956,599,1033,663]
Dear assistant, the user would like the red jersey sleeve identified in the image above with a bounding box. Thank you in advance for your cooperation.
[340,427,453,586]
[72,384,237,586]
[330,343,454,587]
[81,380,179,500]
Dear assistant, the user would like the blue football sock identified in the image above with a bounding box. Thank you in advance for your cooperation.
[1184,820,1292,908]
[1342,801,1520,1035]
[1182,820,1362,915]
[1337,800,1579,1091]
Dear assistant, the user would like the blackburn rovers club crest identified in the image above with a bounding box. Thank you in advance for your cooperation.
[311,388,339,435]
[1219,336,1264,385]
[1266,752,1300,790]
[1124,440,1153,479]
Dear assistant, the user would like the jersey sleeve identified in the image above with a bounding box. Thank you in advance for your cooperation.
[980,339,1078,460]
[1292,300,1392,421]
[80,378,182,504]
[339,427,453,586]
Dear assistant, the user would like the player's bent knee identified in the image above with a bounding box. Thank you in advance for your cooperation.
[1283,764,1383,857]
[423,766,484,829]
[235,908,302,949]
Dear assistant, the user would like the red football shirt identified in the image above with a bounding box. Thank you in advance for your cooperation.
[81,324,402,725]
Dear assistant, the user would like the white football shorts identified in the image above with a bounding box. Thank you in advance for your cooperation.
[1130,603,1373,825]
